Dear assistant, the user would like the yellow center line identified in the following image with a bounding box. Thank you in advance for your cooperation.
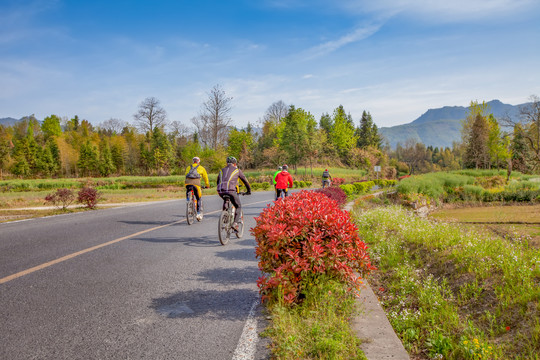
[0,198,271,285]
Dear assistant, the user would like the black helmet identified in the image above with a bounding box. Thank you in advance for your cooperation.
[226,156,237,164]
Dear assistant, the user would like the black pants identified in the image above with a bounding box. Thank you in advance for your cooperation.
[186,185,201,212]
[276,188,288,200]
[219,191,242,223]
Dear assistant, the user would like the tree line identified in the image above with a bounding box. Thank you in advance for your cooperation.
[1,86,539,180]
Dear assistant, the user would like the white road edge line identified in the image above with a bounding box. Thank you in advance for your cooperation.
[232,299,260,360]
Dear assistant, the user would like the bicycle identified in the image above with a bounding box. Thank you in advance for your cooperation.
[218,192,247,245]
[186,186,201,225]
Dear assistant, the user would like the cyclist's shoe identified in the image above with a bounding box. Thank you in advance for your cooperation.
[232,222,239,232]
[196,212,203,221]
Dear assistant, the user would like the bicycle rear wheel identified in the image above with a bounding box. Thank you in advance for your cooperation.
[235,209,244,238]
[218,211,230,245]
[186,199,196,225]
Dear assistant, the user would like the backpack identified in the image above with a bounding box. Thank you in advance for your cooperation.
[186,164,201,179]
[322,170,330,179]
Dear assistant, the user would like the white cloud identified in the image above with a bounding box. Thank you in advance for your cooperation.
[302,22,383,58]
[339,0,539,22]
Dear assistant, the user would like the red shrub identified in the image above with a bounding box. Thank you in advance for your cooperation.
[332,177,345,185]
[44,188,75,210]
[251,190,375,304]
[314,186,347,207]
[77,186,100,209]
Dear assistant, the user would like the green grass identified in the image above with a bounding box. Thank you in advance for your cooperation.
[263,275,367,360]
[354,205,540,359]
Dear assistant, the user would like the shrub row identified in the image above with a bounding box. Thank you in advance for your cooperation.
[251,182,271,191]
[339,181,376,196]
[293,180,312,188]
[314,186,347,207]
[45,187,100,209]
[372,179,397,187]
[445,187,540,203]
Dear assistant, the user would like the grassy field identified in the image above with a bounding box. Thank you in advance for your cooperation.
[355,203,540,359]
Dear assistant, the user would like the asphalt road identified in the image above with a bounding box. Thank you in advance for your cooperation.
[0,191,277,360]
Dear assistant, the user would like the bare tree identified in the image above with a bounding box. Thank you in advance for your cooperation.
[133,97,168,135]
[168,120,191,138]
[192,84,233,149]
[502,95,540,168]
[262,100,289,125]
[99,118,127,135]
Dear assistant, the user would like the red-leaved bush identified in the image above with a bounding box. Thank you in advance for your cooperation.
[45,188,75,210]
[314,186,347,207]
[251,190,375,304]
[77,186,100,209]
[332,177,345,185]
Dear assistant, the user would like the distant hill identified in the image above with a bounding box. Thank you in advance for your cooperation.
[379,100,525,149]
[0,117,20,127]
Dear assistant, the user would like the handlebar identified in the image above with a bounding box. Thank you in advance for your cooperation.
[239,191,251,196]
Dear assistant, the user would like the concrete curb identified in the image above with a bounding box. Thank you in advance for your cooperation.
[345,201,410,360]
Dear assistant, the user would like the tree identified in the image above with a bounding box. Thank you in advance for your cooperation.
[486,114,509,169]
[319,113,333,136]
[464,114,490,169]
[133,97,168,135]
[99,118,127,135]
[41,115,62,140]
[397,139,429,174]
[356,111,382,149]
[279,106,311,172]
[263,100,289,125]
[510,124,530,173]
[192,84,233,150]
[227,128,255,169]
[330,105,357,159]
[0,126,13,178]
[77,141,99,176]
[461,100,490,145]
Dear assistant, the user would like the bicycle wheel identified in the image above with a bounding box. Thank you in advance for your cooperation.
[186,199,196,225]
[218,211,230,245]
[235,209,244,238]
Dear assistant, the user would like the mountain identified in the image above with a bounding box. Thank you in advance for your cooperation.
[0,117,20,127]
[379,100,525,149]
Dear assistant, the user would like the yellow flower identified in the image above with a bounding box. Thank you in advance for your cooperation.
[463,340,469,345]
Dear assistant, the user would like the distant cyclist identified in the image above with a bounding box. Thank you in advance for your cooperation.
[272,166,282,200]
[274,164,293,200]
[185,156,210,220]
[216,156,252,231]
[322,168,332,188]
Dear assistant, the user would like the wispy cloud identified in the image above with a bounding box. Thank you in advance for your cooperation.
[340,0,539,22]
[302,22,383,59]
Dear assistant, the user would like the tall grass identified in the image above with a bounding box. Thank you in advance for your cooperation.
[263,274,367,360]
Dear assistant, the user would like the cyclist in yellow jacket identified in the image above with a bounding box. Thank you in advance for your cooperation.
[185,157,210,220]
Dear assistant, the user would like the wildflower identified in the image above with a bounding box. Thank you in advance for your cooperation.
[379,287,385,292]
[505,326,510,331]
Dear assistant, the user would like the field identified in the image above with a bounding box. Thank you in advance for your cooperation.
[430,204,540,248]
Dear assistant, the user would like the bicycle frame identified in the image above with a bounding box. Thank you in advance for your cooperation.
[218,194,244,245]
[186,187,198,225]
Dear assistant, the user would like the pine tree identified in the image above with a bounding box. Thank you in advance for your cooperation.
[464,114,490,169]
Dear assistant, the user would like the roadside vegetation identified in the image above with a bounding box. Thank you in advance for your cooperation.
[251,189,374,359]
[354,195,540,359]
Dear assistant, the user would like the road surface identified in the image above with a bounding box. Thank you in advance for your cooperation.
[0,191,277,360]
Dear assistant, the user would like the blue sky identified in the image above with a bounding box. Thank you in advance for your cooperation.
[1,0,540,129]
